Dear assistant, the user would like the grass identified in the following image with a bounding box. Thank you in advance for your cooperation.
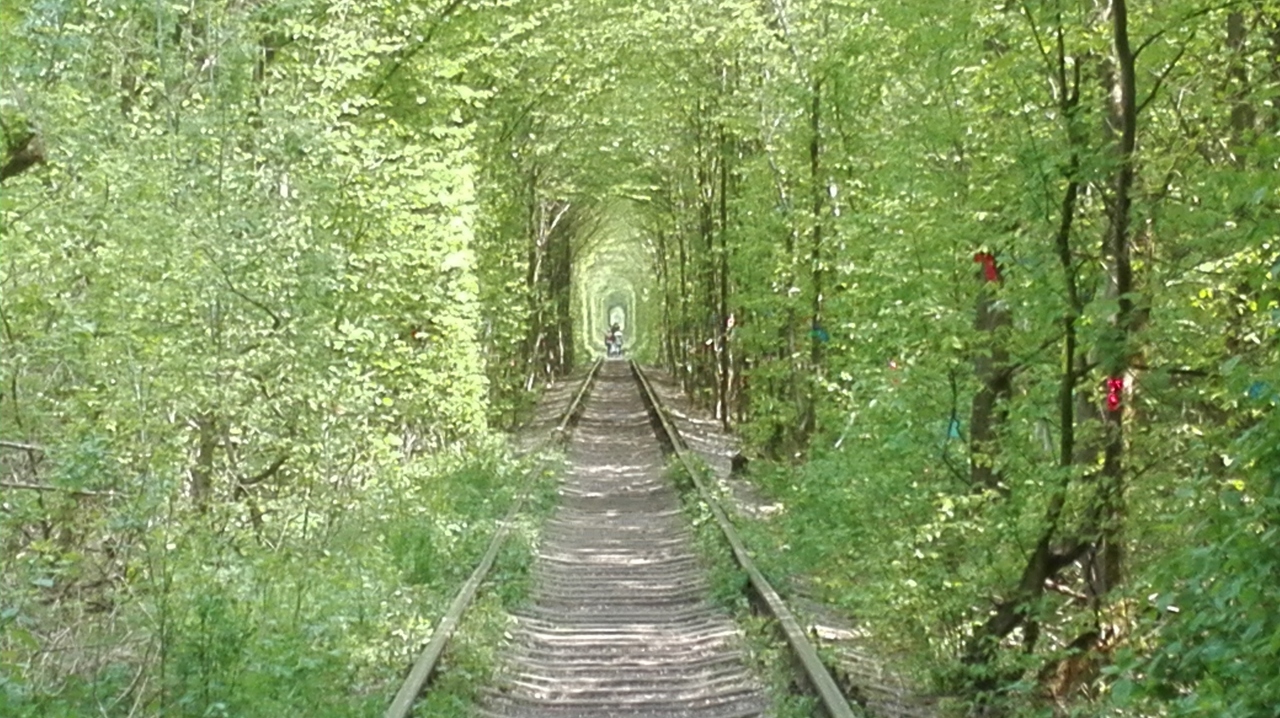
[408,450,563,716]
[670,456,820,718]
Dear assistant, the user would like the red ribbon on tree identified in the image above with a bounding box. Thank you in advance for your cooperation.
[1106,377,1125,412]
[973,252,1000,283]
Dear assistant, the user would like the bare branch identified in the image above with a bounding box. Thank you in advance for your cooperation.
[1045,578,1090,603]
[1,480,119,498]
[1134,1,1243,60]
[1138,37,1193,116]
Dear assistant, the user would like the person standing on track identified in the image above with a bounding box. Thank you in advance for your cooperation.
[611,323,627,355]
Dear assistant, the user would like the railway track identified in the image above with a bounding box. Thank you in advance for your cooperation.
[387,359,860,718]
[478,359,769,718]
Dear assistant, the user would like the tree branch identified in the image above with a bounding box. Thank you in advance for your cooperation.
[1045,578,1090,604]
[1018,1,1058,96]
[1,480,119,498]
[200,248,285,330]
[369,0,466,100]
[1137,36,1193,116]
[238,453,289,488]
[1,131,45,183]
[1133,0,1243,59]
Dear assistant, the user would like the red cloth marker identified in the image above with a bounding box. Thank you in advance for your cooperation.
[973,252,1000,283]
[1106,377,1125,412]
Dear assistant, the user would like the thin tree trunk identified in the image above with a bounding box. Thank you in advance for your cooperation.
[191,414,218,511]
[1092,0,1138,599]
[1269,10,1280,131]
[800,76,824,447]
[717,126,732,429]
[962,13,1090,689]
[1227,11,1255,166]
[697,115,718,407]
[656,229,675,369]
[524,167,545,385]
[677,211,691,392]
[968,260,1012,492]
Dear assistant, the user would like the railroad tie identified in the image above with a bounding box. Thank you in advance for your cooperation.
[479,361,769,718]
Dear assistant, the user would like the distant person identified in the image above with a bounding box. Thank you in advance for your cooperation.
[607,323,623,357]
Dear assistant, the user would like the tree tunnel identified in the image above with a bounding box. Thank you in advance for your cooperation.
[573,202,657,360]
[5,1,1277,714]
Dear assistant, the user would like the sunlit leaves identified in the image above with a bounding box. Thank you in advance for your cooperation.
[1,0,497,710]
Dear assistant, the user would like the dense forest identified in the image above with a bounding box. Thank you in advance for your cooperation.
[2,0,1277,716]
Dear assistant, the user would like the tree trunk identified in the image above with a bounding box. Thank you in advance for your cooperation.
[969,257,1012,492]
[1227,11,1255,166]
[697,114,718,408]
[1269,10,1280,131]
[524,166,545,385]
[190,414,219,511]
[677,209,691,392]
[1092,0,1138,599]
[1,130,45,183]
[798,77,825,448]
[656,229,676,370]
[961,16,1090,693]
[549,218,573,375]
[717,126,733,429]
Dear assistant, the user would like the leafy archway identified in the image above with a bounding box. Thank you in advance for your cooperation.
[574,202,658,360]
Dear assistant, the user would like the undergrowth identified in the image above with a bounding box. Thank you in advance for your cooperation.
[409,450,564,716]
[0,442,527,717]
[734,456,956,714]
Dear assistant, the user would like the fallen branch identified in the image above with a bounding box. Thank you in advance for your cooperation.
[1044,578,1090,604]
[1,480,119,498]
[0,440,45,452]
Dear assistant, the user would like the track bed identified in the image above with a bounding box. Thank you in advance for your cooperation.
[478,361,768,718]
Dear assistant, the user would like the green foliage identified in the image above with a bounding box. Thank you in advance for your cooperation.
[0,0,515,713]
[1111,391,1280,717]
[0,445,524,716]
[3,0,1279,714]
[408,452,563,715]
[602,0,1280,713]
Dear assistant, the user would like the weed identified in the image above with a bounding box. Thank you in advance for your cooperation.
[407,450,562,715]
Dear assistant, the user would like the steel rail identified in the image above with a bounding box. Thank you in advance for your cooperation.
[385,359,603,718]
[629,360,862,718]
